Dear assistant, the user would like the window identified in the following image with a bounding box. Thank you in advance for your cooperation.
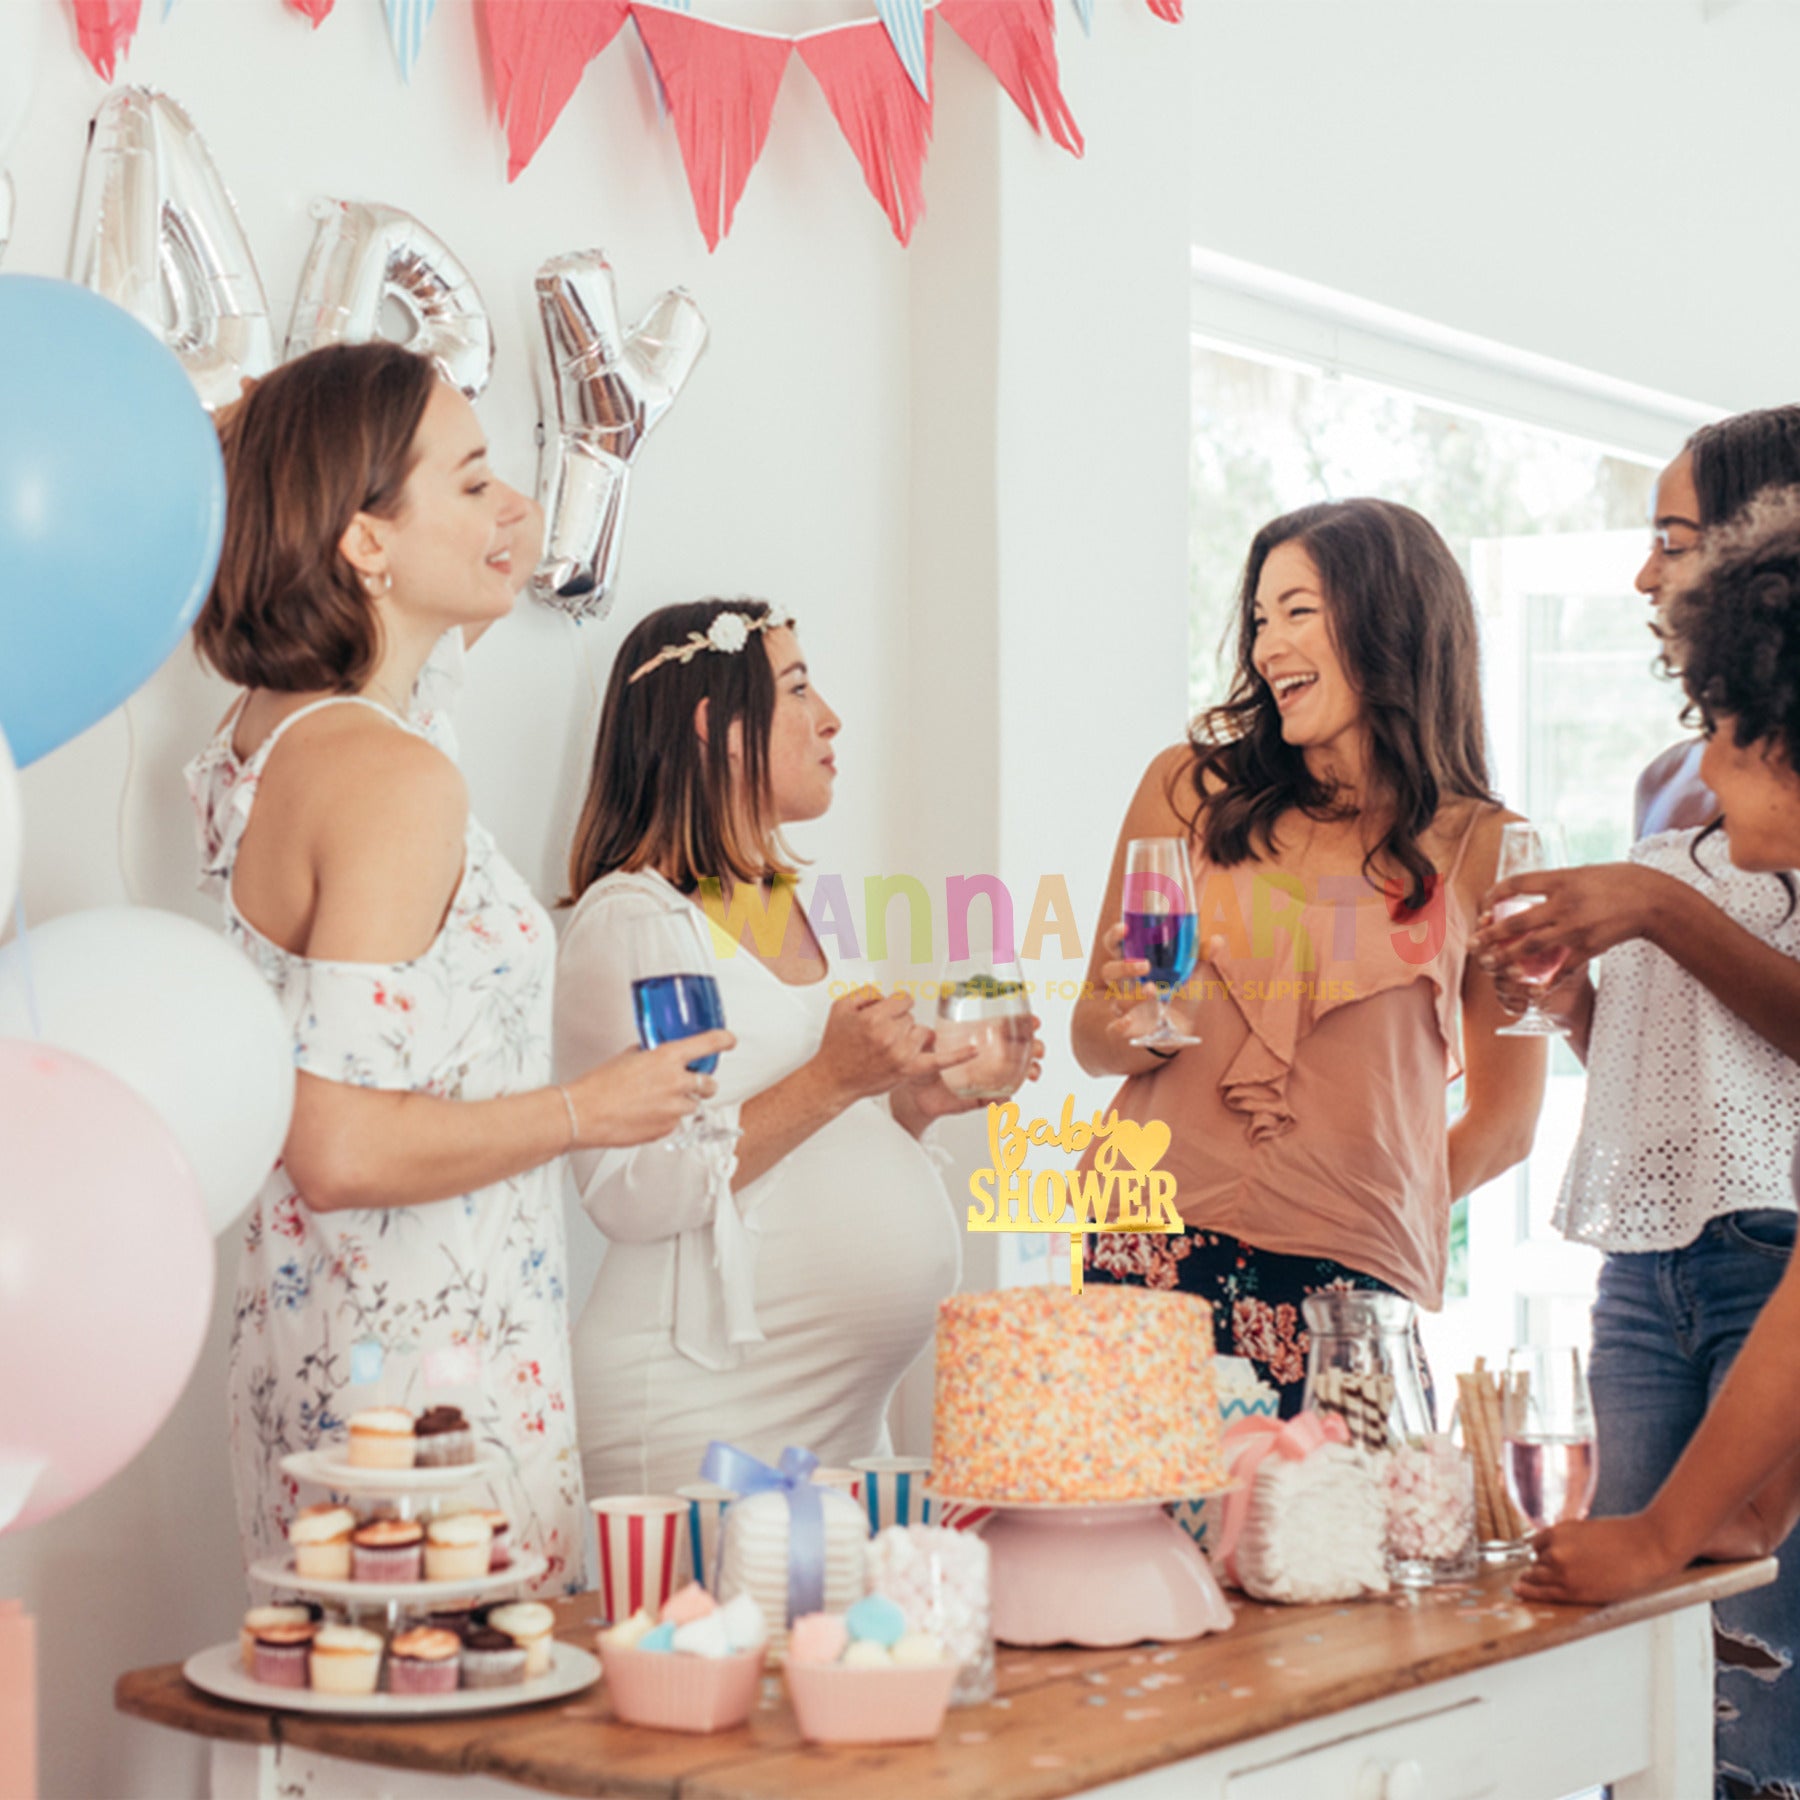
[1186,251,1720,1398]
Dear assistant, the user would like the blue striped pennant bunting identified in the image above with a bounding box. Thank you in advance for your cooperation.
[384,0,437,83]
[876,0,930,99]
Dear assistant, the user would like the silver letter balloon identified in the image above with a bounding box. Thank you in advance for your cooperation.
[67,88,276,413]
[285,198,494,400]
[532,250,708,621]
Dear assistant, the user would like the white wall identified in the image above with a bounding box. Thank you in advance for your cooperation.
[8,0,1800,1794]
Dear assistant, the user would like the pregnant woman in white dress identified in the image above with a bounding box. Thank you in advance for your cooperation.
[187,346,726,1591]
[556,600,1041,1495]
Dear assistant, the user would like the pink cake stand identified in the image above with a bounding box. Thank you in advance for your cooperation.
[966,1496,1236,1646]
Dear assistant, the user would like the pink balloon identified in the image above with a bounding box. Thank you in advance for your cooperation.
[0,1040,213,1533]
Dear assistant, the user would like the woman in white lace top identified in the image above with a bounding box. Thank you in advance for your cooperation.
[555,600,1042,1496]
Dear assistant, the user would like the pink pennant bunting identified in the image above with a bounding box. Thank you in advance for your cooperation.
[69,0,140,81]
[1146,0,1183,19]
[482,0,632,181]
[797,13,933,247]
[633,7,792,252]
[287,0,335,24]
[938,0,1081,158]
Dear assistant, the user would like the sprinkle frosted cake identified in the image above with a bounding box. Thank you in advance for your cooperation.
[932,1288,1228,1504]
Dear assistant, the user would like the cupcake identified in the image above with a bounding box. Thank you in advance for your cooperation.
[459,1626,527,1689]
[477,1509,512,1571]
[421,1603,479,1636]
[289,1505,356,1580]
[387,1627,462,1695]
[413,1406,475,1467]
[351,1518,425,1584]
[309,1624,385,1695]
[249,1621,318,1689]
[424,1511,493,1581]
[487,1601,557,1678]
[347,1407,416,1470]
[239,1604,319,1672]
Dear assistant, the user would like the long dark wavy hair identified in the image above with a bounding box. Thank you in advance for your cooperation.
[1185,498,1495,912]
[565,599,797,903]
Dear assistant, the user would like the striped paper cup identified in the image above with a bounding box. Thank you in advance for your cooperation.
[590,1495,686,1624]
[675,1481,737,1594]
[850,1458,933,1533]
[921,1494,995,1533]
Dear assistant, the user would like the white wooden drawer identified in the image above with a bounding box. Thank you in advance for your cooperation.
[1225,1697,1494,1799]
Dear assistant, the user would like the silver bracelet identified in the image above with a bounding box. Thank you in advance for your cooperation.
[555,1084,580,1147]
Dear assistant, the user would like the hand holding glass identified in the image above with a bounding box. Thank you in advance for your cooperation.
[1493,822,1571,1038]
[935,955,1033,1101]
[628,910,736,1151]
[1121,837,1201,1050]
[1502,1347,1597,1531]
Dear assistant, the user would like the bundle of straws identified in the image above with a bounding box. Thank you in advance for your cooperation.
[1456,1358,1531,1544]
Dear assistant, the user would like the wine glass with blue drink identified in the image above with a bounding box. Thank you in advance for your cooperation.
[629,909,737,1150]
[1122,837,1202,1050]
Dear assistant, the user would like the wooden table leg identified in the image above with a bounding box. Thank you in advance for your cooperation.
[1613,1603,1714,1800]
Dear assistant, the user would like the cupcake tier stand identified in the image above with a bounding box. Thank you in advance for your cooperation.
[246,1553,549,1614]
[181,1639,599,1719]
[937,1494,1236,1647]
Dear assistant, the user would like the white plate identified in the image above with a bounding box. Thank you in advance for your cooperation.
[183,1638,599,1718]
[281,1449,507,1497]
[247,1553,548,1606]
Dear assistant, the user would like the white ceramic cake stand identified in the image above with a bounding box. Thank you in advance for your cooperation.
[281,1449,507,1510]
[939,1495,1235,1646]
[246,1552,548,1613]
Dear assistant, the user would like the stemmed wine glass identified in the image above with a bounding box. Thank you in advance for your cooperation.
[1502,1347,1598,1532]
[1121,837,1201,1050]
[628,908,737,1151]
[1493,821,1571,1038]
[935,954,1033,1102]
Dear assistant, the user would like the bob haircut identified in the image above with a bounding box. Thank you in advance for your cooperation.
[567,598,799,901]
[194,342,436,693]
[1186,497,1495,912]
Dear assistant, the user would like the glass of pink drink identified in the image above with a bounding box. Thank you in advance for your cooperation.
[1502,1347,1598,1531]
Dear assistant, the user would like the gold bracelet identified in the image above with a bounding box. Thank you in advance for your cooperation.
[555,1084,579,1147]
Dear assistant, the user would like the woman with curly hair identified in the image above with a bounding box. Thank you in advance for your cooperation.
[1522,496,1800,1627]
[1070,498,1546,1411]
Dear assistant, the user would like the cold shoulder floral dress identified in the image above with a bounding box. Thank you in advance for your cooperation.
[186,636,586,1595]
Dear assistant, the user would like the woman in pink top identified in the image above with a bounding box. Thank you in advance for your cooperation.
[1071,498,1547,1412]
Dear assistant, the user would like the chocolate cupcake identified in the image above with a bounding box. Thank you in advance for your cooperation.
[413,1405,475,1467]
[459,1626,527,1689]
[387,1627,462,1695]
[476,1510,512,1572]
[351,1518,425,1583]
[249,1621,317,1689]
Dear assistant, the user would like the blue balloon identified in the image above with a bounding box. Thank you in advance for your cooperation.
[0,277,224,766]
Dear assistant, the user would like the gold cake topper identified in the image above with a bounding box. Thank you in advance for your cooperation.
[967,1098,1184,1293]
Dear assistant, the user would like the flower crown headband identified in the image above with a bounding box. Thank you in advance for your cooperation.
[627,605,796,684]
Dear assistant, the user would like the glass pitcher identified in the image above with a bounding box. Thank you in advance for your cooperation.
[1300,1292,1475,1587]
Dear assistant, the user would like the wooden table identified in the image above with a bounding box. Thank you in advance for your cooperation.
[117,1560,1773,1800]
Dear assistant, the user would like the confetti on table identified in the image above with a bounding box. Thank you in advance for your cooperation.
[1083,1672,1110,1686]
[1043,1663,1077,1677]
[1124,1707,1163,1722]
[1029,1754,1065,1769]
[1266,1656,1286,1667]
[1229,1685,1255,1699]
[1153,1649,1178,1664]
[991,1697,1012,1710]
[957,1730,990,1745]
[1123,1686,1143,1697]
[1086,1694,1108,1707]
[1303,1632,1324,1644]
[1128,1653,1147,1665]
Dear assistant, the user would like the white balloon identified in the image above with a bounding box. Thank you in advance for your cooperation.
[0,725,17,921]
[0,907,295,1236]
[0,0,40,164]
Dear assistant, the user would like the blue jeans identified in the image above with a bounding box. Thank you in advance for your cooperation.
[1589,1211,1799,1800]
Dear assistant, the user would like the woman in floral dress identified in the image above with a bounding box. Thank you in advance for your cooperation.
[187,344,727,1591]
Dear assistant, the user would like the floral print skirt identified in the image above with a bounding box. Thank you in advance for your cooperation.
[1083,1227,1433,1419]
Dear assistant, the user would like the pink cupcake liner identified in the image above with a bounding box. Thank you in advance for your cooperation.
[387,1656,460,1695]
[784,1662,958,1745]
[599,1643,763,1733]
[249,1642,311,1689]
[352,1544,424,1583]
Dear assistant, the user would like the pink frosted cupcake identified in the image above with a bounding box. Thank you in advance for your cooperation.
[289,1505,356,1580]
[387,1627,462,1695]
[249,1622,317,1689]
[351,1518,425,1583]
